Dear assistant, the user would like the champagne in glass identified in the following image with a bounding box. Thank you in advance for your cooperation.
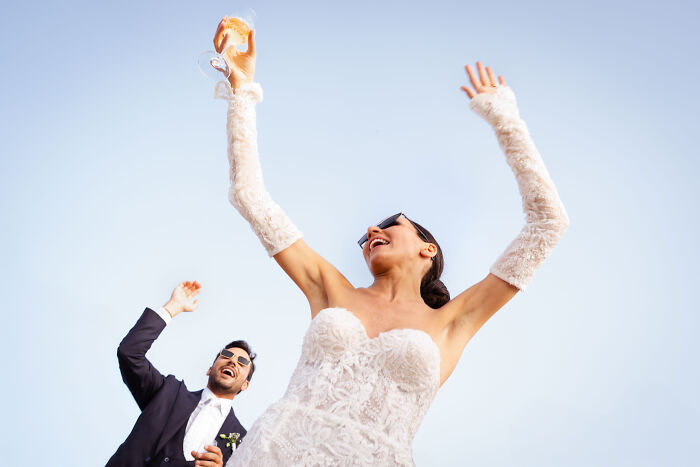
[198,9,256,81]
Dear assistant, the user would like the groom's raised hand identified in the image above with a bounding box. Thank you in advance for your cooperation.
[163,281,202,318]
[192,444,223,467]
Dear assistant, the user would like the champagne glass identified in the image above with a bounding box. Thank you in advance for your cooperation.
[198,9,256,81]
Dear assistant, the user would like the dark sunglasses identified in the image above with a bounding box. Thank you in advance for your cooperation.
[219,349,251,367]
[357,212,431,248]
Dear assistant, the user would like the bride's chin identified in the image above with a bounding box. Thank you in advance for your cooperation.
[368,253,394,273]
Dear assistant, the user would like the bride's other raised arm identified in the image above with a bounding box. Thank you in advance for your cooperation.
[213,21,352,315]
[443,62,569,353]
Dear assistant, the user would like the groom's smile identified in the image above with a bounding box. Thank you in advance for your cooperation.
[206,345,253,397]
[221,365,237,379]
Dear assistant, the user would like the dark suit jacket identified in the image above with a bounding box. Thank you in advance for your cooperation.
[106,308,246,466]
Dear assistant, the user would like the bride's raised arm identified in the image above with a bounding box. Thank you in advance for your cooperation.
[213,22,352,315]
[443,62,569,353]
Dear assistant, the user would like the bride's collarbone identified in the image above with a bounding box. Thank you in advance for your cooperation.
[328,296,439,340]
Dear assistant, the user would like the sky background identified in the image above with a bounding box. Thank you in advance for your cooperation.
[1,0,698,465]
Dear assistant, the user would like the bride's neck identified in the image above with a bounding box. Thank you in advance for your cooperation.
[368,269,423,304]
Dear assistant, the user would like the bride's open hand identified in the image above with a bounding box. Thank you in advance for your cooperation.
[213,17,256,90]
[460,61,506,99]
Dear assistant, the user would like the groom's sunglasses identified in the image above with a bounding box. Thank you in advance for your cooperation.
[357,213,431,248]
[219,349,251,367]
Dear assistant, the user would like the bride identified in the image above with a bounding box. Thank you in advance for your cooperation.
[212,19,569,467]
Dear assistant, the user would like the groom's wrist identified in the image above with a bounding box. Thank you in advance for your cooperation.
[153,306,173,324]
[162,301,182,319]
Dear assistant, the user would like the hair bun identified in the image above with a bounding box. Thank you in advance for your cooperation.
[421,278,450,309]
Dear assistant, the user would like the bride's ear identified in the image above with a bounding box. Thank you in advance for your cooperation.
[420,243,437,259]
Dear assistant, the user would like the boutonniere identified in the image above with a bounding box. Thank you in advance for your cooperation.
[219,432,240,449]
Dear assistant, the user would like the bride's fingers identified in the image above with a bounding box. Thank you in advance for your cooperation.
[460,85,475,99]
[465,65,481,91]
[220,33,231,54]
[476,61,489,87]
[246,30,256,56]
[214,18,227,52]
[486,66,497,87]
[499,75,506,86]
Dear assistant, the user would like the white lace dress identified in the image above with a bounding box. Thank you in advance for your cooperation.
[217,80,568,466]
[226,307,440,466]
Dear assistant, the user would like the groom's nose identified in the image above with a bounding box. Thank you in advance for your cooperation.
[226,357,243,368]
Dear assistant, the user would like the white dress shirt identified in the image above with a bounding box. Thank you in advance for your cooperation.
[154,308,234,461]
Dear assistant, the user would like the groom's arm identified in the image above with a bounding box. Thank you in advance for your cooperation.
[116,281,202,410]
[116,308,169,410]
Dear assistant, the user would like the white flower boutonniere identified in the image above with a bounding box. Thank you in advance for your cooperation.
[219,432,241,450]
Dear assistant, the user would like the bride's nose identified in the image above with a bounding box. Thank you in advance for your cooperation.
[367,225,382,237]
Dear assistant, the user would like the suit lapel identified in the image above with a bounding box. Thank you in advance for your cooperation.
[218,409,243,463]
[155,388,203,456]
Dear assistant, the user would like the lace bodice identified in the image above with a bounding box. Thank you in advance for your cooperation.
[227,308,440,466]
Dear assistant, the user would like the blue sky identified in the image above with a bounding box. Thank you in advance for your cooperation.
[1,1,698,465]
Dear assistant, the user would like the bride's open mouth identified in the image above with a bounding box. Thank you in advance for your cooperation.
[369,237,390,253]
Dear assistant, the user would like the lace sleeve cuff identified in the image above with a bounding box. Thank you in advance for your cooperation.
[215,80,263,104]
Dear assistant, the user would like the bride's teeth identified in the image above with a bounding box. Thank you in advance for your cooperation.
[370,238,389,250]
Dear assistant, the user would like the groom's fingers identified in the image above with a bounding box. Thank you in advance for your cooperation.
[192,452,220,467]
[194,459,219,467]
[195,446,223,461]
[203,444,222,454]
[194,457,221,467]
[194,461,219,467]
[192,445,223,466]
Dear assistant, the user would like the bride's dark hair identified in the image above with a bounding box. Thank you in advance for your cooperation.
[411,221,450,309]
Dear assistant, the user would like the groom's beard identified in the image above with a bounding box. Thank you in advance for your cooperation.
[208,371,243,396]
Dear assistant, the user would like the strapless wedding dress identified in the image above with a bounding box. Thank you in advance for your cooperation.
[226,307,440,466]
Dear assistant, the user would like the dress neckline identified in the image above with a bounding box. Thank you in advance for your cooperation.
[316,307,442,358]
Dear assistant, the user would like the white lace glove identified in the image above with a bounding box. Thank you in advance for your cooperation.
[470,87,569,290]
[215,81,302,256]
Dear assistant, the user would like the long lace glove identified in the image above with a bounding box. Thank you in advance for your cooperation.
[470,87,569,290]
[215,81,303,256]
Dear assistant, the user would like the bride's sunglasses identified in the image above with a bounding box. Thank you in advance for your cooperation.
[219,349,251,367]
[357,213,431,248]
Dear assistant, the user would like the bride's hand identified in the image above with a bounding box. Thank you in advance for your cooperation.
[213,17,256,91]
[460,61,506,99]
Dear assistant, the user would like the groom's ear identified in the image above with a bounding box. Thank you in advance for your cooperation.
[240,380,249,391]
[206,367,212,376]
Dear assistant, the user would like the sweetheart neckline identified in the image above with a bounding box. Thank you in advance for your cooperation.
[316,307,442,358]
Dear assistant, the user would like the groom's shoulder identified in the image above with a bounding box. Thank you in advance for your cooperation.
[160,374,199,395]
[143,374,202,408]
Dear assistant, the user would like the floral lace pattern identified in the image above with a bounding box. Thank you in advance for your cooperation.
[216,81,303,256]
[218,83,567,465]
[470,87,569,290]
[226,308,440,467]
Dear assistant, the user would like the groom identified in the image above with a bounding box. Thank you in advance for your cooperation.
[107,281,255,467]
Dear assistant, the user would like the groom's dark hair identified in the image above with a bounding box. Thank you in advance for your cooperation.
[214,340,257,382]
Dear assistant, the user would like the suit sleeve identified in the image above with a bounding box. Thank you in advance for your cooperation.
[116,308,168,410]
